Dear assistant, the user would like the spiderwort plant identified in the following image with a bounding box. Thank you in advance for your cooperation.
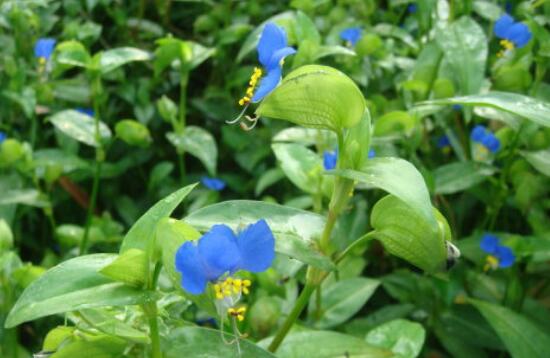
[480,233,515,270]
[470,125,500,161]
[340,27,362,47]
[494,14,531,57]
[230,22,296,129]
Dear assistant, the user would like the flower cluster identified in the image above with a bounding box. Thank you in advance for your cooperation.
[480,233,515,270]
[494,14,531,57]
[470,125,500,158]
[340,27,362,46]
[201,176,226,191]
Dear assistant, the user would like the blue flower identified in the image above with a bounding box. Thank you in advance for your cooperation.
[34,38,56,60]
[470,125,500,153]
[76,108,94,117]
[408,4,417,13]
[340,27,362,46]
[368,149,376,159]
[452,104,463,111]
[0,132,6,145]
[323,149,337,170]
[201,176,226,191]
[238,23,296,106]
[494,14,531,51]
[480,233,515,270]
[437,135,451,149]
[175,220,275,295]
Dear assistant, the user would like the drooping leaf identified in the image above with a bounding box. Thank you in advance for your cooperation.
[5,254,155,328]
[365,319,426,358]
[49,110,111,147]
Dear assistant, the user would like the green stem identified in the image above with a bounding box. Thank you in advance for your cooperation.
[80,159,102,254]
[177,70,189,182]
[145,302,162,358]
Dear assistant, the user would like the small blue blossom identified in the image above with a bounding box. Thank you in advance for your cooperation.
[452,104,463,111]
[494,14,531,50]
[437,135,450,148]
[408,3,417,13]
[201,176,226,191]
[323,149,337,170]
[340,27,362,46]
[34,38,56,60]
[480,233,515,270]
[368,149,376,159]
[76,108,94,117]
[470,125,500,153]
[175,220,275,294]
[0,132,6,145]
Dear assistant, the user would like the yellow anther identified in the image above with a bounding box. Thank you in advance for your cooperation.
[243,279,251,287]
[228,306,247,321]
[484,255,499,271]
[39,57,47,65]
[500,39,514,51]
[238,68,263,106]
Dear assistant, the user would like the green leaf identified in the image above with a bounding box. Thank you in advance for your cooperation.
[522,150,550,177]
[256,65,366,131]
[273,127,335,146]
[55,40,91,68]
[293,11,320,44]
[166,126,218,176]
[309,278,380,329]
[272,143,322,194]
[120,184,197,253]
[49,110,111,147]
[50,334,126,358]
[345,304,416,336]
[259,330,392,357]
[255,168,285,196]
[78,308,150,344]
[374,111,416,137]
[184,200,334,271]
[165,327,275,357]
[435,16,487,95]
[115,119,152,148]
[99,248,147,287]
[470,299,550,358]
[418,92,550,128]
[434,161,497,194]
[0,189,50,208]
[5,254,155,328]
[33,149,89,173]
[365,319,425,358]
[333,157,435,227]
[43,326,75,351]
[99,47,151,74]
[369,195,449,272]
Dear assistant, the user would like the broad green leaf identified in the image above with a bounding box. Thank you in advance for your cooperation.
[272,143,322,194]
[55,40,91,68]
[374,111,416,137]
[309,278,380,329]
[418,92,550,128]
[333,157,435,227]
[0,189,50,208]
[77,308,149,344]
[434,161,497,194]
[184,200,334,271]
[99,249,147,287]
[166,126,218,175]
[115,119,152,148]
[120,184,197,253]
[5,254,155,328]
[370,195,449,272]
[49,110,111,147]
[259,330,393,357]
[50,334,126,358]
[99,47,151,74]
[165,327,275,357]
[256,65,366,131]
[345,304,416,336]
[273,127,335,146]
[522,150,550,177]
[365,319,425,358]
[470,299,550,358]
[435,16,487,95]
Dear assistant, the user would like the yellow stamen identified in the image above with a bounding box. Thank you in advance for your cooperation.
[484,255,499,271]
[238,67,263,106]
[228,306,247,321]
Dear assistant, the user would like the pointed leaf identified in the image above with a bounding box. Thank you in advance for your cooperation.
[272,143,322,194]
[100,47,151,74]
[49,110,111,147]
[166,126,218,176]
[365,319,426,358]
[99,248,147,287]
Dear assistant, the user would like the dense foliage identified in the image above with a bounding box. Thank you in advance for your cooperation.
[1,1,550,357]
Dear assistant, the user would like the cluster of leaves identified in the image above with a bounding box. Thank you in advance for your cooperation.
[1,1,550,358]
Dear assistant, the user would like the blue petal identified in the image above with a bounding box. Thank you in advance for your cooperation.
[0,132,6,144]
[506,23,531,48]
[251,67,281,103]
[480,233,500,254]
[175,241,208,294]
[198,224,240,280]
[340,27,362,46]
[266,46,296,71]
[235,219,275,272]
[496,245,515,268]
[257,23,288,68]
[76,108,95,117]
[470,125,487,142]
[323,150,338,170]
[481,134,500,153]
[34,38,56,59]
[452,104,463,111]
[408,4,417,13]
[437,135,450,148]
[494,14,515,39]
[368,149,376,159]
[201,177,226,191]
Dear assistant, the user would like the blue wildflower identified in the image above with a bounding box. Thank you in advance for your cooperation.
[323,149,337,170]
[340,27,362,46]
[494,14,531,55]
[452,104,463,111]
[238,23,296,106]
[408,4,417,13]
[201,176,226,191]
[470,125,500,153]
[34,38,56,60]
[76,108,94,117]
[437,135,450,149]
[0,132,6,145]
[480,233,515,270]
[175,220,275,295]
[368,149,376,158]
